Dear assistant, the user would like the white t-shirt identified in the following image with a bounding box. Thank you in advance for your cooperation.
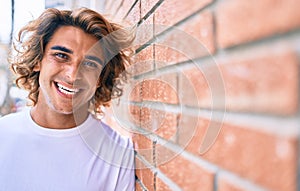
[0,108,135,191]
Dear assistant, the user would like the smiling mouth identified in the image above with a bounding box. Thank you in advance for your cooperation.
[55,82,80,95]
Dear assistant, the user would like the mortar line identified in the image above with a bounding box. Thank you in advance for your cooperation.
[134,1,214,54]
[134,31,300,81]
[123,0,139,20]
[120,100,300,138]
[153,12,156,70]
[218,28,300,53]
[133,126,270,191]
[153,138,157,191]
[135,175,148,191]
[213,171,219,191]
[137,0,165,27]
[126,99,300,120]
[135,152,182,191]
[211,2,218,57]
[153,13,157,189]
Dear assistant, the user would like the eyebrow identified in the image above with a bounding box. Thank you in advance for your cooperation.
[51,46,74,54]
[51,45,103,66]
[85,55,104,66]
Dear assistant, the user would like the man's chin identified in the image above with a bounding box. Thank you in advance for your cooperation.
[51,107,74,115]
[49,103,75,115]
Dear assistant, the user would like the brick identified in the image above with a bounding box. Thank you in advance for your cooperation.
[155,112,177,141]
[128,105,141,127]
[154,44,189,68]
[177,114,222,155]
[218,48,299,115]
[124,46,154,102]
[153,12,214,69]
[123,0,140,25]
[131,13,154,75]
[132,45,154,75]
[128,74,179,141]
[139,107,177,141]
[105,2,300,191]
[179,48,299,115]
[141,74,178,104]
[218,171,265,191]
[133,133,153,150]
[129,74,179,140]
[140,2,214,66]
[156,177,173,191]
[128,81,142,102]
[176,11,215,55]
[135,155,155,191]
[135,181,144,191]
[155,0,212,29]
[157,147,215,191]
[141,0,159,18]
[135,44,154,63]
[177,115,207,151]
[183,116,298,191]
[218,176,247,191]
[178,65,212,109]
[133,134,154,166]
[128,71,178,103]
[216,0,300,48]
[135,14,154,48]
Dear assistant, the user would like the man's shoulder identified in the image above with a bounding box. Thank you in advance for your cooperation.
[99,120,133,148]
[82,117,134,169]
[0,110,26,125]
[0,110,28,135]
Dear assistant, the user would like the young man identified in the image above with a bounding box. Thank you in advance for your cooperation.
[0,8,135,190]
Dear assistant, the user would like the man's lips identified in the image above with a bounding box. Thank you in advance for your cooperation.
[55,82,80,96]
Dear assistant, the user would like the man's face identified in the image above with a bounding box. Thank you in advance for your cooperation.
[34,26,103,115]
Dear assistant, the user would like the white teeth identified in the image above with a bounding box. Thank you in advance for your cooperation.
[57,83,79,95]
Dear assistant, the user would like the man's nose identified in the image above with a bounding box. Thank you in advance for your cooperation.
[65,61,81,82]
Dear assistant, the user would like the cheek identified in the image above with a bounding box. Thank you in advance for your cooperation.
[86,77,99,92]
[85,81,99,101]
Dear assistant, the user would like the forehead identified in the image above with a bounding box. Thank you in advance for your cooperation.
[48,26,102,54]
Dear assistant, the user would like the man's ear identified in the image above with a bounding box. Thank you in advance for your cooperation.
[33,62,41,72]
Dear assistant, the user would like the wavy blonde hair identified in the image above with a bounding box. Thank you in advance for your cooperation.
[10,7,134,116]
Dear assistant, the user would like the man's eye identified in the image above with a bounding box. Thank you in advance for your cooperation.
[55,52,68,59]
[83,61,98,68]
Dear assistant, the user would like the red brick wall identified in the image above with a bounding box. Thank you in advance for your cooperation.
[103,0,300,190]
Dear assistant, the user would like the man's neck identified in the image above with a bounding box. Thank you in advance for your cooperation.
[30,105,89,129]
